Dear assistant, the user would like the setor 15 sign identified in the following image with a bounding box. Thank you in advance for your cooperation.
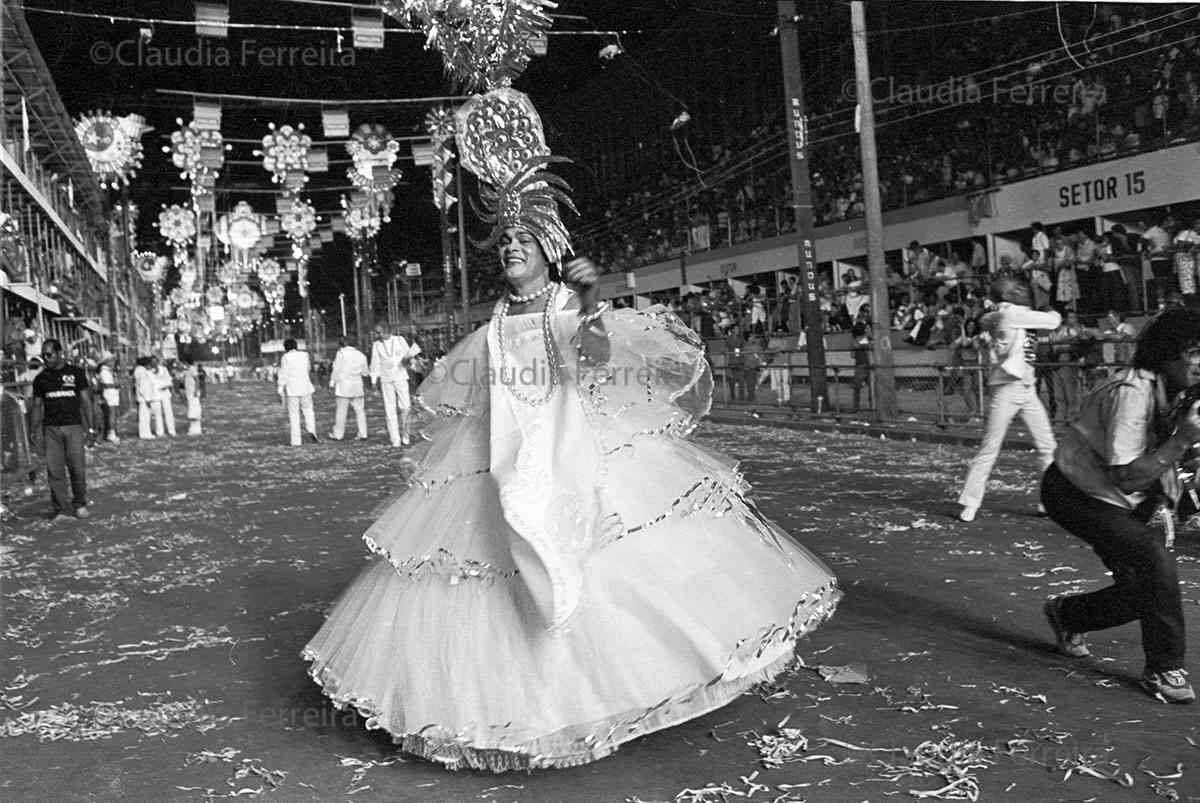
[1058,169,1145,208]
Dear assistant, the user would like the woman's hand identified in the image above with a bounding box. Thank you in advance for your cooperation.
[564,257,601,313]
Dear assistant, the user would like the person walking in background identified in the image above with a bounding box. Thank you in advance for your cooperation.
[328,337,369,441]
[277,338,319,446]
[956,277,1061,522]
[153,357,177,437]
[96,352,120,444]
[370,322,421,447]
[29,339,95,520]
[133,356,160,439]
[182,356,203,436]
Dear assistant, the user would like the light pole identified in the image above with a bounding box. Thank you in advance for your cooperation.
[339,292,347,336]
[778,0,828,412]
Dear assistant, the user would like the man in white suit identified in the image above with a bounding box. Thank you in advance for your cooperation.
[133,356,161,439]
[369,322,421,447]
[277,338,319,446]
[328,337,369,441]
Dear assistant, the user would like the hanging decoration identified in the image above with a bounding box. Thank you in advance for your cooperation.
[379,0,555,91]
[178,261,200,294]
[345,123,401,194]
[75,111,151,189]
[215,200,266,267]
[279,198,317,257]
[133,251,169,283]
[341,193,382,240]
[165,119,228,197]
[425,106,458,213]
[156,204,197,249]
[255,257,282,285]
[217,259,244,286]
[256,123,312,188]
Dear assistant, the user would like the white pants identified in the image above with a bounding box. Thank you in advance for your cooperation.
[332,395,367,439]
[137,399,161,439]
[768,367,791,403]
[187,397,202,436]
[286,393,316,445]
[957,381,1056,510]
[157,397,176,436]
[379,380,411,446]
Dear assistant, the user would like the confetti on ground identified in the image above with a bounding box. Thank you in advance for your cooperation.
[0,696,231,741]
[869,737,996,801]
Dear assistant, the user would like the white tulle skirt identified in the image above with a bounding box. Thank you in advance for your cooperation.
[302,433,839,772]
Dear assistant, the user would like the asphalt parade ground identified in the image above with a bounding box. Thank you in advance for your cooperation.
[2,382,1198,802]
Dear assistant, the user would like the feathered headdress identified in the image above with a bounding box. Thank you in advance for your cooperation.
[455,87,576,264]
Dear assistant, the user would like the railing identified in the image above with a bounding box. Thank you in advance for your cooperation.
[707,351,1129,425]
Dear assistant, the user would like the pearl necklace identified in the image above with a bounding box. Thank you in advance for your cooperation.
[494,283,561,407]
[507,281,555,304]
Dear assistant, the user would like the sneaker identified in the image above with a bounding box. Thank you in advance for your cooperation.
[306,432,320,444]
[327,432,342,441]
[107,433,120,444]
[958,505,978,522]
[400,435,411,446]
[74,507,91,520]
[1142,669,1196,704]
[1044,597,1090,658]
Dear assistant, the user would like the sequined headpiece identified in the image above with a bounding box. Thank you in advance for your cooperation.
[455,87,576,264]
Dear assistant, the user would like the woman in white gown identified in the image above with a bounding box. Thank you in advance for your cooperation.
[302,87,840,772]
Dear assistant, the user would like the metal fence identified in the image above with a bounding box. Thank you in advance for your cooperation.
[708,350,1127,425]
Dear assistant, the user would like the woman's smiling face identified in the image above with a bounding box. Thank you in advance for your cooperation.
[497,227,548,288]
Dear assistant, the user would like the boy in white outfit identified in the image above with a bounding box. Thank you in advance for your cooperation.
[277,338,319,446]
[154,358,177,436]
[957,277,1061,521]
[134,357,162,439]
[370,322,421,446]
[328,337,369,440]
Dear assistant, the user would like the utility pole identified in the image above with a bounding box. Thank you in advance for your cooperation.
[439,196,454,341]
[456,162,470,332]
[851,1,897,421]
[778,0,827,413]
[352,243,363,344]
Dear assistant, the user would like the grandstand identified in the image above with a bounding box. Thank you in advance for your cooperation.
[442,3,1199,356]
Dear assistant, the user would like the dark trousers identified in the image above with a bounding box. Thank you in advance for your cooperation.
[1041,463,1185,672]
[44,424,87,513]
[101,404,117,438]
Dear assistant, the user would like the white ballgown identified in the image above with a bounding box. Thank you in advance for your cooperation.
[303,287,840,771]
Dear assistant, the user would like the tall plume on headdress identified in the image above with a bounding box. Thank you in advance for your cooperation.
[455,88,576,263]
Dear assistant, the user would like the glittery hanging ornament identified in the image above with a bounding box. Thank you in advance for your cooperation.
[380,0,556,92]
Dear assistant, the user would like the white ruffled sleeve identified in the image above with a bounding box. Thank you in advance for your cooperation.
[574,305,713,438]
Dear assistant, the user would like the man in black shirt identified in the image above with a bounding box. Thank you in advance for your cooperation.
[30,339,95,519]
